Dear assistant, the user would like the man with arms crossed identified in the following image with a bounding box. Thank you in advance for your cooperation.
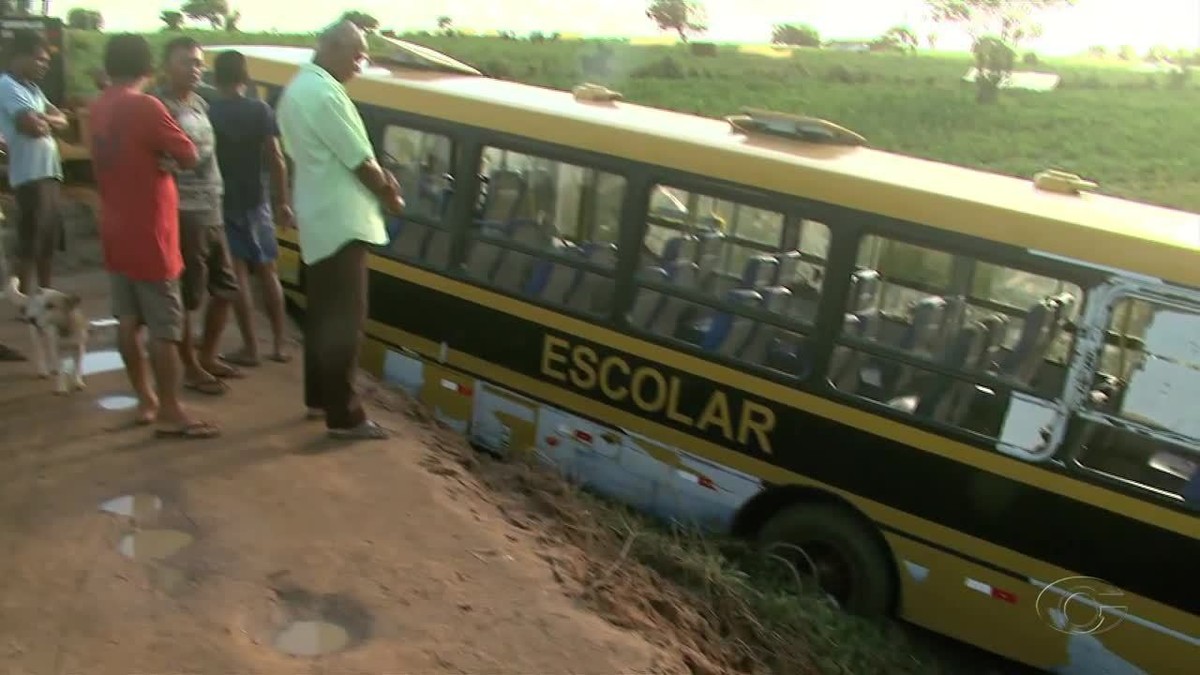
[208,49,295,366]
[89,34,218,438]
[156,37,241,396]
[277,21,404,440]
[0,29,66,295]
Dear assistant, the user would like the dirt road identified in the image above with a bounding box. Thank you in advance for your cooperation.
[0,268,675,674]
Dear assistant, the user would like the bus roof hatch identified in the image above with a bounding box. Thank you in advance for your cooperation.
[1033,169,1098,195]
[725,108,868,147]
[373,35,483,76]
[572,83,624,103]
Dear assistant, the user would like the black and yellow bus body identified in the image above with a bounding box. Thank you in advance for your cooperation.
[226,44,1199,673]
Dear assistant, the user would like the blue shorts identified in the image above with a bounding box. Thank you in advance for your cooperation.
[224,203,278,266]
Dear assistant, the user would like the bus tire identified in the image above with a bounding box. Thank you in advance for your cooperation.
[755,503,894,617]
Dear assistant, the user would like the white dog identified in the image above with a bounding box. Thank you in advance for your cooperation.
[4,276,89,394]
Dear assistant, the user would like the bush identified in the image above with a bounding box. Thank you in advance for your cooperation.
[869,38,904,53]
[1167,66,1193,90]
[826,64,854,84]
[690,42,718,57]
[580,48,613,78]
[772,23,820,48]
[1022,52,1039,66]
[631,56,685,79]
[483,59,513,79]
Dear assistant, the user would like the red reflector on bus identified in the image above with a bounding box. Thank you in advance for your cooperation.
[440,379,472,396]
[698,476,716,490]
[545,436,559,446]
[992,588,1018,604]
[575,430,593,443]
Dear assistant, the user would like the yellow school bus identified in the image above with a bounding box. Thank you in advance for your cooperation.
[225,40,1199,673]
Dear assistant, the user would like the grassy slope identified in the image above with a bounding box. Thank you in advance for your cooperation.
[66,30,1199,212]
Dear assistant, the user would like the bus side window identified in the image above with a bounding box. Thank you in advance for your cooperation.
[1072,297,1200,503]
[631,183,827,380]
[831,234,1082,438]
[378,124,457,269]
[464,146,625,318]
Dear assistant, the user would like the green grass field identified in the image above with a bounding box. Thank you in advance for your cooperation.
[65,30,1200,212]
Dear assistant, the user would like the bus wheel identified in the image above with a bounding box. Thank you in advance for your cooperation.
[755,503,894,617]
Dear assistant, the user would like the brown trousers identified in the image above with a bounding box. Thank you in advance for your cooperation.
[303,241,369,430]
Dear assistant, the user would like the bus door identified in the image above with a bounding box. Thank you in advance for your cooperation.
[1062,279,1200,507]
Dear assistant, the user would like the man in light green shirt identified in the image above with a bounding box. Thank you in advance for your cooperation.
[277,20,404,440]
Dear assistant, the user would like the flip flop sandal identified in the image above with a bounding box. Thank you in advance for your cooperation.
[327,420,389,440]
[221,352,261,368]
[104,416,156,432]
[0,344,26,362]
[205,361,245,379]
[269,352,293,363]
[156,420,221,439]
[185,378,229,396]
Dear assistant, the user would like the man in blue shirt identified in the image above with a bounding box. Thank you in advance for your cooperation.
[0,29,67,294]
[207,49,296,366]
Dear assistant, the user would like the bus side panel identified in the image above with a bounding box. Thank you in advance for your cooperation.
[472,380,539,455]
[889,534,1068,669]
[888,534,1185,674]
[472,376,765,531]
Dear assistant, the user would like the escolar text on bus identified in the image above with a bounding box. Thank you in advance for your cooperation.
[540,334,777,454]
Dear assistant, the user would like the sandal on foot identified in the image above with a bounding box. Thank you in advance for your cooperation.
[204,360,244,379]
[269,352,293,363]
[185,378,229,396]
[0,344,25,362]
[221,352,261,368]
[155,420,221,439]
[327,420,388,440]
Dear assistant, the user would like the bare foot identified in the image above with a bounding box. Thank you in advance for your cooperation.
[135,405,158,426]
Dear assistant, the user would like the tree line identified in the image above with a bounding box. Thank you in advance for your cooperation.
[644,0,1081,103]
[32,0,1194,106]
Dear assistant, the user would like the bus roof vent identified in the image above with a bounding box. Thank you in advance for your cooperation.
[573,83,623,103]
[726,108,867,147]
[374,35,483,76]
[1033,169,1098,195]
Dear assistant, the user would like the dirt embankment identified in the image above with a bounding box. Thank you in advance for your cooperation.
[0,265,800,675]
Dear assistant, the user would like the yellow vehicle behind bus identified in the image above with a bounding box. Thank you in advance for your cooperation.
[224,41,1198,673]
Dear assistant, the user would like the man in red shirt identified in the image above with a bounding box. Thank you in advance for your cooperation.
[89,34,218,439]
